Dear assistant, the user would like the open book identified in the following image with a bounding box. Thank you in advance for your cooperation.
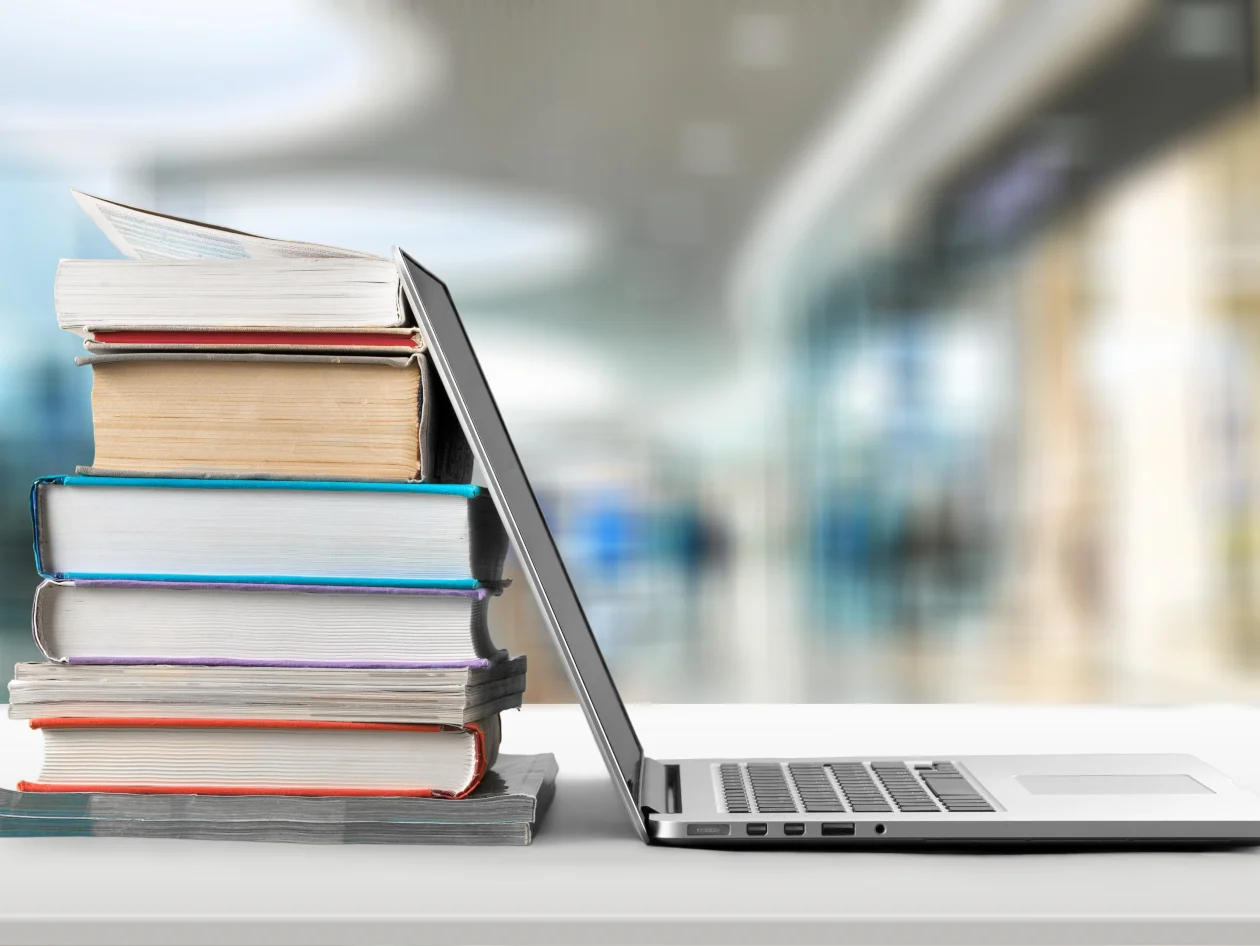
[71,190,381,262]
[57,192,415,341]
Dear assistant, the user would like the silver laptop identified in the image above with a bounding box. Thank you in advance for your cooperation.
[397,247,1260,847]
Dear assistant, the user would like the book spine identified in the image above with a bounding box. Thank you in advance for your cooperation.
[467,492,510,585]
[419,352,476,483]
[29,580,63,663]
[29,478,64,580]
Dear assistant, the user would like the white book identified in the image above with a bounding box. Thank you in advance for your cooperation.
[56,192,407,331]
[28,580,510,670]
[55,258,404,330]
[21,716,501,798]
[8,658,527,726]
[32,477,507,588]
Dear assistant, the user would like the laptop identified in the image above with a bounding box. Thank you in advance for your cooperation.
[396,247,1260,847]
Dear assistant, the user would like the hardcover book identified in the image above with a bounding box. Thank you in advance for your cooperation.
[32,477,508,588]
[19,716,500,799]
[29,579,508,669]
[77,351,471,482]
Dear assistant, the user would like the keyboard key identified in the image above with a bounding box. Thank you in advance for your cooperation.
[826,762,895,813]
[789,762,846,814]
[918,767,994,812]
[720,759,994,817]
[921,776,975,795]
[719,763,751,813]
[746,763,800,814]
[871,762,941,812]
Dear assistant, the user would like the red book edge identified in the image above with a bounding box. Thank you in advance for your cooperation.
[19,718,487,799]
[89,330,420,349]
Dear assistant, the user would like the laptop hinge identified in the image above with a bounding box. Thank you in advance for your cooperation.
[639,758,681,815]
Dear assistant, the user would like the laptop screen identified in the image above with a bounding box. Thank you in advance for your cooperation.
[396,249,647,813]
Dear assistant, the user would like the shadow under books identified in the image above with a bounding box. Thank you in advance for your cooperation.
[542,778,635,842]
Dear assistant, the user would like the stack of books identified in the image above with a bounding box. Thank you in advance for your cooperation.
[5,192,554,844]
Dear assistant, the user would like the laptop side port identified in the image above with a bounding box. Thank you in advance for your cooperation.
[686,823,730,837]
[746,823,768,836]
[821,822,856,836]
[783,823,805,836]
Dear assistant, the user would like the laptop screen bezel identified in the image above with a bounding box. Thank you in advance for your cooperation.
[395,248,648,839]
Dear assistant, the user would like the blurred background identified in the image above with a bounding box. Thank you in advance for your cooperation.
[6,0,1260,703]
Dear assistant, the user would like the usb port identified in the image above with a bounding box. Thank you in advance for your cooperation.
[783,823,805,836]
[822,822,856,836]
[745,822,768,836]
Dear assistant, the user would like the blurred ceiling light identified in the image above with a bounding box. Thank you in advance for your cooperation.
[651,369,776,456]
[933,324,1001,433]
[831,347,893,434]
[729,12,794,70]
[0,0,442,166]
[730,0,1002,329]
[180,176,600,298]
[730,0,1145,335]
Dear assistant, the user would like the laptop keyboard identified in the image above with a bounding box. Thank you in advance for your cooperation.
[744,763,797,813]
[833,762,895,812]
[717,761,993,814]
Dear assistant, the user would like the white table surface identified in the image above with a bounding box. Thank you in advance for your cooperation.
[3,702,1260,944]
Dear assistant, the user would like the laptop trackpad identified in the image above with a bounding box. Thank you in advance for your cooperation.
[1017,774,1214,795]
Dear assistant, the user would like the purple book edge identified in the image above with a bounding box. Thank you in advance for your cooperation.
[65,656,493,669]
[69,579,491,599]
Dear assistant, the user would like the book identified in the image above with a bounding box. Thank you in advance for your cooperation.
[19,716,500,798]
[12,190,538,835]
[32,477,508,588]
[76,352,470,482]
[29,579,508,669]
[58,192,414,332]
[0,752,557,845]
[63,192,426,352]
[82,328,422,355]
[58,191,411,331]
[8,658,527,725]
[55,258,408,331]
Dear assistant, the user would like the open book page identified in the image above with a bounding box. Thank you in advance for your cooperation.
[72,191,380,262]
